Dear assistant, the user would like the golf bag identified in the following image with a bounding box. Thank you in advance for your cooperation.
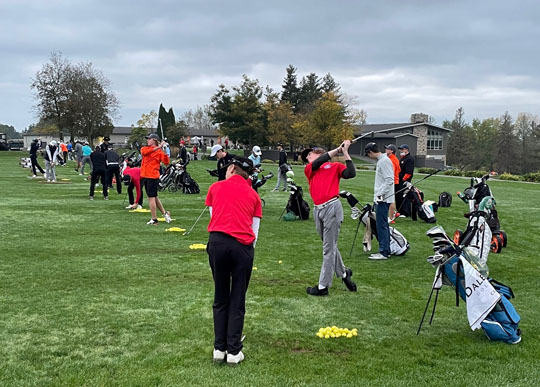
[454,196,507,254]
[285,185,310,220]
[458,174,503,233]
[182,171,200,194]
[422,226,521,344]
[361,206,410,256]
[438,192,452,207]
[406,184,436,223]
[251,166,274,192]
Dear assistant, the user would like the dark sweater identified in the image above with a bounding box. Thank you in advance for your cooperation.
[90,150,107,171]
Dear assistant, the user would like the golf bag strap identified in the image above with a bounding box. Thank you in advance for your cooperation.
[455,259,461,307]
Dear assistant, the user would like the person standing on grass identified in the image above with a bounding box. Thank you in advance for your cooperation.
[105,147,122,194]
[397,144,414,217]
[301,140,357,296]
[210,144,234,181]
[60,141,68,165]
[272,143,288,192]
[364,142,394,260]
[89,146,108,200]
[80,142,92,175]
[29,139,45,178]
[44,140,59,182]
[206,156,262,365]
[385,144,401,222]
[140,133,171,225]
[74,140,83,172]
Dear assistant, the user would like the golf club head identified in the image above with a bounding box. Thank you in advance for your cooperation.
[350,207,361,220]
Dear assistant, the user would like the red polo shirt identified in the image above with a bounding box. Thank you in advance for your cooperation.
[304,162,346,205]
[205,175,263,245]
[388,153,401,184]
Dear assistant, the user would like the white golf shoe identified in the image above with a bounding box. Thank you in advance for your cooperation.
[213,349,226,363]
[226,351,244,365]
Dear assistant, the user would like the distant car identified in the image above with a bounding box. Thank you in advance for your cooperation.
[8,139,24,151]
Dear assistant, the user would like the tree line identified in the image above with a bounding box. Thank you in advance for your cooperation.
[445,107,540,174]
[209,65,366,150]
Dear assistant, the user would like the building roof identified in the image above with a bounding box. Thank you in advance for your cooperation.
[354,122,452,136]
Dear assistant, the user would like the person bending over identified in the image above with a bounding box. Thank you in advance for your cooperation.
[89,146,108,200]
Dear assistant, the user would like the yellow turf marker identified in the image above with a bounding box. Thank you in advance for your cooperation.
[129,208,151,213]
[165,227,186,232]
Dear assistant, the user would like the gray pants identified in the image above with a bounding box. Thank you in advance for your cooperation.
[45,160,56,181]
[81,156,92,174]
[274,167,287,190]
[313,199,346,288]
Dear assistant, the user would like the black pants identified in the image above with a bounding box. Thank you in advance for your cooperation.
[30,155,44,175]
[89,169,108,197]
[208,232,254,355]
[106,165,122,194]
[128,183,143,206]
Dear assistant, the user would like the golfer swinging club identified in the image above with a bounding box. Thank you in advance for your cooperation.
[206,156,262,364]
[140,133,171,225]
[301,140,357,296]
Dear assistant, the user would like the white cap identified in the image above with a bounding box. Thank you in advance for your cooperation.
[50,140,57,146]
[210,144,223,157]
[252,145,262,156]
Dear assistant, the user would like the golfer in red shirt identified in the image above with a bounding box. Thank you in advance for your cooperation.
[301,140,357,296]
[206,156,262,365]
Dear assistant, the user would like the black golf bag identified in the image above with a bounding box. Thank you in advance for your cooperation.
[285,185,310,220]
[405,184,436,223]
[438,192,452,207]
[182,171,200,194]
[422,226,521,344]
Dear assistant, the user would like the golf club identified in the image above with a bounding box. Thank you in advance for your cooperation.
[183,206,208,236]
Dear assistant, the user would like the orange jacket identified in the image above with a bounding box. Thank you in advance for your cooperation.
[140,146,170,179]
[388,153,400,184]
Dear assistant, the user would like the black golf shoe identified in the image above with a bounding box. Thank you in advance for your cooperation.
[342,268,357,292]
[306,285,329,296]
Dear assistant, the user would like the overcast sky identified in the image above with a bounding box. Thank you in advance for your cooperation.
[1,0,540,132]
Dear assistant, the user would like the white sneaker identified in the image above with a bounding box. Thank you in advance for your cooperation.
[164,211,171,223]
[368,253,388,260]
[136,205,143,210]
[147,219,158,225]
[126,205,133,209]
[213,349,226,363]
[226,351,244,364]
[31,175,37,178]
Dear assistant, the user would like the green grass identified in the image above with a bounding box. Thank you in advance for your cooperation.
[1,151,539,386]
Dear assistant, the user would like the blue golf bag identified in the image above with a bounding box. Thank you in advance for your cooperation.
[421,226,521,344]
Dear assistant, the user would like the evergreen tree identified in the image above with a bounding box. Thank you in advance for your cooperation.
[281,65,300,113]
[297,73,322,114]
[494,112,519,173]
[321,73,342,103]
[158,104,175,139]
[445,107,475,169]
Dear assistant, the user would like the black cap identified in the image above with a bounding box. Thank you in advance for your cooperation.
[224,155,254,173]
[364,142,379,155]
[385,144,397,154]
[146,133,160,141]
[301,147,325,163]
[398,144,409,150]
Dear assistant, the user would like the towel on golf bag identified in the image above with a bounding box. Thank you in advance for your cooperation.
[440,255,521,344]
[361,209,409,255]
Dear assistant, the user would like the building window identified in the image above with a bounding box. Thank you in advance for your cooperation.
[427,129,443,150]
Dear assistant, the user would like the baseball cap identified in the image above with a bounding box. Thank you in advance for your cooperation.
[210,144,223,157]
[224,155,254,173]
[301,147,325,163]
[252,145,262,156]
[146,133,160,141]
[385,144,398,154]
[364,142,379,155]
[50,140,57,146]
[398,144,409,150]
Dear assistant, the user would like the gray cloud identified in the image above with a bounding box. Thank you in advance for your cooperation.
[1,0,539,131]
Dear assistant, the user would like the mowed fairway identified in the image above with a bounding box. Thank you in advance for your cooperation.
[1,151,539,386]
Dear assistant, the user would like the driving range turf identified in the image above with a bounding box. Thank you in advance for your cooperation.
[1,151,539,386]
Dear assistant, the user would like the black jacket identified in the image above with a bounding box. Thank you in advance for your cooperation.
[30,142,40,157]
[278,150,287,166]
[399,153,415,183]
[90,150,107,171]
[105,149,120,165]
[217,152,234,181]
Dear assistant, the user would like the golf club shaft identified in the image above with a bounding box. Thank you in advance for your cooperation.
[184,206,208,235]
[381,169,442,202]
